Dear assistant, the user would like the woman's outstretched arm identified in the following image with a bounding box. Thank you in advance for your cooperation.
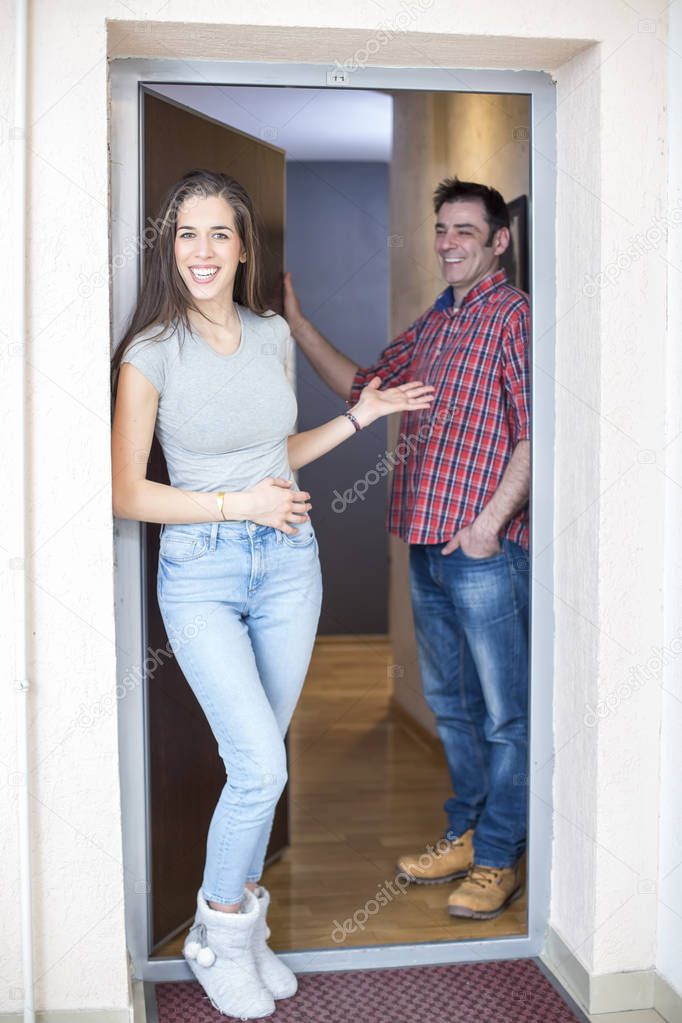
[287,377,434,471]
[112,363,311,533]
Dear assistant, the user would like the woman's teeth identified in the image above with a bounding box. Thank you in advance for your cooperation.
[189,267,219,282]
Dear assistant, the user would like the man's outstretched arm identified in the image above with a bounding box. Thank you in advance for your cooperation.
[283,272,358,399]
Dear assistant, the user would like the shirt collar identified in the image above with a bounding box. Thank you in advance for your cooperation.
[433,268,508,313]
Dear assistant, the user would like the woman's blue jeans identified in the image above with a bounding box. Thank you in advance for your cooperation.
[408,539,529,868]
[157,517,322,905]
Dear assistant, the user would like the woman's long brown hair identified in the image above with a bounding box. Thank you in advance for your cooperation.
[110,169,273,403]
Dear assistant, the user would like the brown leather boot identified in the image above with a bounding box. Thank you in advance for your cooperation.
[396,829,474,884]
[447,861,524,919]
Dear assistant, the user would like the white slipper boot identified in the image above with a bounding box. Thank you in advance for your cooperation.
[183,888,275,1019]
[251,885,298,999]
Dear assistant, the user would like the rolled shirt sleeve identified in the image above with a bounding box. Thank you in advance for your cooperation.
[349,320,420,403]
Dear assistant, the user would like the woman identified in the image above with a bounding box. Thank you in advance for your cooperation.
[110,169,433,1018]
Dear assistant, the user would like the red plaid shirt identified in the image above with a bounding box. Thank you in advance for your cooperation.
[349,269,530,549]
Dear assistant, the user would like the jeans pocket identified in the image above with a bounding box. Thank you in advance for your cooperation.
[455,544,505,563]
[507,543,530,578]
[281,527,316,549]
[159,531,210,563]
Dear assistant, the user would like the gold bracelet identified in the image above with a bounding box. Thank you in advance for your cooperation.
[216,491,226,521]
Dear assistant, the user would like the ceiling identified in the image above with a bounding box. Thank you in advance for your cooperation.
[148,84,393,162]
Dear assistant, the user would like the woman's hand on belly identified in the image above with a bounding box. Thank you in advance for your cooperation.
[245,477,312,534]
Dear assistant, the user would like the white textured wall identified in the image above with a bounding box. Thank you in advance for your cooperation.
[0,0,674,1013]
[2,0,130,1015]
[554,19,667,976]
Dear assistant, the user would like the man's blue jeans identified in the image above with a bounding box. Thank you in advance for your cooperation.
[408,538,529,867]
[157,517,322,905]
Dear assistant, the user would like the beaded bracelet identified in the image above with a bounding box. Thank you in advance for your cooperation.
[344,410,362,433]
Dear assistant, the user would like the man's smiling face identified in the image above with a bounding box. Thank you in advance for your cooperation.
[434,198,509,300]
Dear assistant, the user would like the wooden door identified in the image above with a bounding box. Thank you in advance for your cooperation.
[141,89,288,954]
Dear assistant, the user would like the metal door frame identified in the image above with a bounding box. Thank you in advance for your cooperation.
[110,57,556,982]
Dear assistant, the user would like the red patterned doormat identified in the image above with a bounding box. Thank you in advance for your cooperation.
[153,958,586,1022]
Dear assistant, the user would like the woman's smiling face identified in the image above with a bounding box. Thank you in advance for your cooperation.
[174,193,246,304]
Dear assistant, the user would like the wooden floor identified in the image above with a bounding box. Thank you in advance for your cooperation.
[158,635,527,956]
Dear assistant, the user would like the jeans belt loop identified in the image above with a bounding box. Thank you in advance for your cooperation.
[209,520,219,551]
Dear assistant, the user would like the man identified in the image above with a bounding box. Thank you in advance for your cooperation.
[283,177,530,920]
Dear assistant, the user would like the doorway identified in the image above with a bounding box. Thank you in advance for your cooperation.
[111,60,556,983]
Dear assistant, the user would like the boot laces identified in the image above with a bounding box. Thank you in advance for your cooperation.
[468,865,501,888]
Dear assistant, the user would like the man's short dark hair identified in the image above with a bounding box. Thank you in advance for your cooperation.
[433,177,510,245]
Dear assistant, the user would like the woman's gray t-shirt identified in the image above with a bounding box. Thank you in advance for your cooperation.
[120,305,298,494]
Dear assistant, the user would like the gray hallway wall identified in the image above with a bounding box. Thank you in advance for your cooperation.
[286,161,390,634]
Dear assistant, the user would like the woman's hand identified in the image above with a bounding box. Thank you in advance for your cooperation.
[351,376,435,428]
[245,477,312,534]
